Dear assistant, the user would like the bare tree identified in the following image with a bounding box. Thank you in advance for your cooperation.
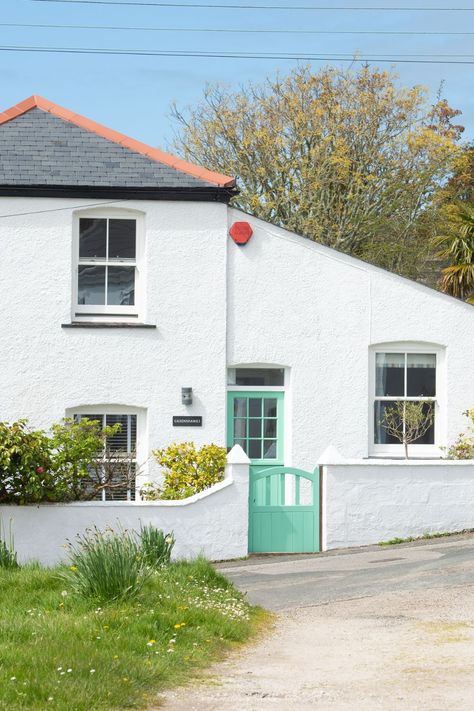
[381,401,434,458]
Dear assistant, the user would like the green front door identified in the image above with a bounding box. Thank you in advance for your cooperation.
[227,391,320,553]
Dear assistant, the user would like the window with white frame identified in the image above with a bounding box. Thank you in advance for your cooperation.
[75,214,142,318]
[73,412,137,501]
[373,351,437,450]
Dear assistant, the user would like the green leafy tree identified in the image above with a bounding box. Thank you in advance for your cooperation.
[433,202,474,304]
[172,64,463,279]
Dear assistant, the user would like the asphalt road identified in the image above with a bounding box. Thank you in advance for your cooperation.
[218,533,474,610]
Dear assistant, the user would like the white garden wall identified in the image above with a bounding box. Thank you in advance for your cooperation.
[0,447,250,566]
[323,459,474,550]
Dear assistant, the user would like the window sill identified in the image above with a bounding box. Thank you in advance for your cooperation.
[62,322,156,329]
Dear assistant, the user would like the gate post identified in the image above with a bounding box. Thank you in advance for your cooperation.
[225,445,251,556]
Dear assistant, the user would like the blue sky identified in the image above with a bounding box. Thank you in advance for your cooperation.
[2,0,474,150]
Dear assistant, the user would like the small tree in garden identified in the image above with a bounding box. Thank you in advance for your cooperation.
[51,418,136,500]
[380,401,434,459]
[445,406,474,459]
[0,418,135,503]
[141,442,227,500]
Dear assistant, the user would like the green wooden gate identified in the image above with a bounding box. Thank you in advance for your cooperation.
[249,466,320,553]
[227,391,320,554]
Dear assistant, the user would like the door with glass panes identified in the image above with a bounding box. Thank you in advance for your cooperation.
[227,391,284,467]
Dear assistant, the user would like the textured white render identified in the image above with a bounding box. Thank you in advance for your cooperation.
[323,460,474,550]
[228,208,474,466]
[0,197,229,483]
[2,195,474,484]
[0,449,250,565]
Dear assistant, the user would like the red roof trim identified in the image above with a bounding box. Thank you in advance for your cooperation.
[0,95,236,189]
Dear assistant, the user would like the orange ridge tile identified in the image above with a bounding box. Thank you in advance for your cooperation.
[0,95,236,189]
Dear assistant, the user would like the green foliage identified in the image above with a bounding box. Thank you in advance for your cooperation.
[380,400,434,458]
[0,420,54,504]
[445,407,474,459]
[0,519,19,569]
[139,524,174,568]
[173,64,463,280]
[0,559,262,711]
[61,526,150,602]
[433,201,474,304]
[0,418,127,504]
[142,442,227,500]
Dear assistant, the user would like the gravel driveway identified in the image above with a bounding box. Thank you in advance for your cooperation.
[157,535,474,710]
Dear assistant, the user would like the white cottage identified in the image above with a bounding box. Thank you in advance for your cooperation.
[1,96,474,556]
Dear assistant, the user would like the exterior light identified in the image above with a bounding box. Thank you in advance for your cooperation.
[181,387,193,406]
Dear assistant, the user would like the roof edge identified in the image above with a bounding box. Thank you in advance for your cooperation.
[0,95,236,189]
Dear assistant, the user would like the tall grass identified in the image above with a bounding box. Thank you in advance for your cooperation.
[139,524,174,568]
[0,519,19,569]
[62,526,150,602]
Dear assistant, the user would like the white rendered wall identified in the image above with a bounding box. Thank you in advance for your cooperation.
[0,197,229,483]
[323,460,474,550]
[227,208,474,466]
[0,450,250,565]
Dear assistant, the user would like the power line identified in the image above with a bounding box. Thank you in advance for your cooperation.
[0,200,125,220]
[5,22,474,36]
[31,1,474,12]
[2,44,474,63]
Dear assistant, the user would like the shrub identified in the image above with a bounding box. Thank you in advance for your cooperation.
[139,524,174,567]
[0,519,19,569]
[0,421,54,504]
[0,418,131,504]
[445,407,474,459]
[142,442,227,500]
[61,526,150,602]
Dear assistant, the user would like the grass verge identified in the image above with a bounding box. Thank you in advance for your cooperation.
[0,557,266,711]
[379,528,474,546]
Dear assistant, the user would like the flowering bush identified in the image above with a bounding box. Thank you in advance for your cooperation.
[141,442,227,500]
[445,407,474,459]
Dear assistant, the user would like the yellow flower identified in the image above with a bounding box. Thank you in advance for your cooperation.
[69,565,77,572]
[146,639,156,646]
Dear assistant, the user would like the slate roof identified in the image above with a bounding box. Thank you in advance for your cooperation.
[0,96,235,193]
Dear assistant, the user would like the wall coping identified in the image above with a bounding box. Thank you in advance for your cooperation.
[1,477,234,509]
[322,458,474,467]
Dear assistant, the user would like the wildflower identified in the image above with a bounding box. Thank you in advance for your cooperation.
[67,668,72,673]
[47,697,54,702]
[113,655,119,660]
[90,669,96,674]
[61,590,68,597]
[57,667,62,671]
[146,640,156,647]
[165,535,174,544]
[69,566,77,572]
[10,676,16,681]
